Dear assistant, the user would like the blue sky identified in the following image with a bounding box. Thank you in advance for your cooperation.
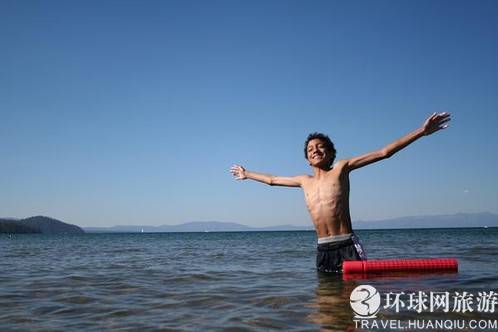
[1,0,497,227]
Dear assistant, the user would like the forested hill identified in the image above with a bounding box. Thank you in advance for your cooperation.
[0,216,84,234]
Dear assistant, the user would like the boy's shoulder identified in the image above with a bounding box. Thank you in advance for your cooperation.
[293,174,313,184]
[332,160,351,175]
[334,159,349,168]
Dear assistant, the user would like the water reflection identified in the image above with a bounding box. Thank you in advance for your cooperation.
[307,272,358,332]
[308,270,479,332]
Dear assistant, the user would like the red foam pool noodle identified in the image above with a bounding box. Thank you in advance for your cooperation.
[343,258,458,275]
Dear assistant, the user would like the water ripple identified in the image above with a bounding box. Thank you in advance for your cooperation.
[0,229,497,331]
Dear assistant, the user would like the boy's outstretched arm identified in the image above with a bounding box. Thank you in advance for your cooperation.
[230,165,303,187]
[345,112,451,171]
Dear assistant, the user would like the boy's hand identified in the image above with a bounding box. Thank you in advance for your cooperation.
[230,164,247,180]
[422,112,451,136]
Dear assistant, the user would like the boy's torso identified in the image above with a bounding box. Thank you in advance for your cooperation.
[301,161,353,238]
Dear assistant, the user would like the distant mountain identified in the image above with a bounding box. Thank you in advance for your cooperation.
[84,221,313,233]
[353,212,498,229]
[0,220,41,234]
[85,221,254,233]
[83,212,498,233]
[0,216,84,234]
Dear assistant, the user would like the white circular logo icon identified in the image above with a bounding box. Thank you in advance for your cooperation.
[350,285,381,318]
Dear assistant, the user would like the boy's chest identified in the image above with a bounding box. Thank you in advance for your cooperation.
[302,175,348,200]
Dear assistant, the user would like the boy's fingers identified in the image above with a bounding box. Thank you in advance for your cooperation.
[436,117,450,125]
[437,113,451,121]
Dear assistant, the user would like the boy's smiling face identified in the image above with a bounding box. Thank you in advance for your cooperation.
[307,138,333,168]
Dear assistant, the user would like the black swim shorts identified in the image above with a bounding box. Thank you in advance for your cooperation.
[316,238,363,273]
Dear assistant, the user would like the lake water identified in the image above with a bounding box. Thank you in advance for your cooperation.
[1,228,497,331]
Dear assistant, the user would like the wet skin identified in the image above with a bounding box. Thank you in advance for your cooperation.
[302,138,353,237]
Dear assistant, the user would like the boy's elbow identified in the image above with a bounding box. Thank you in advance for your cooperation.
[267,177,275,186]
[380,148,392,159]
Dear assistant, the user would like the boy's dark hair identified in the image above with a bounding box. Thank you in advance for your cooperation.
[304,132,336,166]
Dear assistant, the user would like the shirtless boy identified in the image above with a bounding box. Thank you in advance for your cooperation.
[230,112,451,273]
